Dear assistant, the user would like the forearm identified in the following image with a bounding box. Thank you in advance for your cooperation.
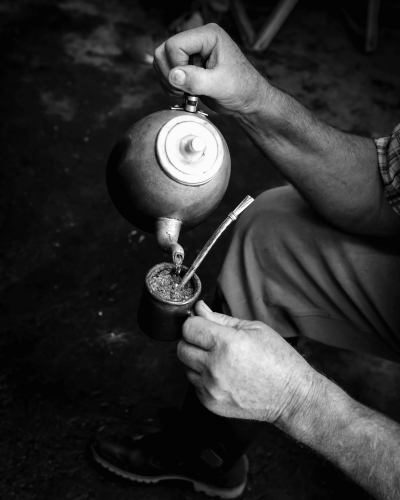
[235,82,400,236]
[280,373,400,499]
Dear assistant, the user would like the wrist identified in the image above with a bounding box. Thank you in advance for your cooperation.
[231,73,273,118]
[278,370,354,446]
[233,82,288,145]
[277,368,323,433]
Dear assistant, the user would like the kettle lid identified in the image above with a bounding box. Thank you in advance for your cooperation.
[156,114,225,186]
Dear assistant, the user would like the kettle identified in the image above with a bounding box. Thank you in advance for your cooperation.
[106,62,231,267]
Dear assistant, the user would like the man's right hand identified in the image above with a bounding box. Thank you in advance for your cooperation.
[153,23,267,116]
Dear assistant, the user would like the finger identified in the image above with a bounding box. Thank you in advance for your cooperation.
[194,300,243,329]
[177,339,208,372]
[182,316,217,350]
[154,42,171,82]
[153,57,162,81]
[185,368,203,389]
[182,315,235,350]
[154,50,185,98]
[164,24,220,69]
[159,77,184,98]
[168,65,224,98]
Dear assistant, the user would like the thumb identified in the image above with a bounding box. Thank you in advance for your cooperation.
[194,300,242,329]
[169,65,221,98]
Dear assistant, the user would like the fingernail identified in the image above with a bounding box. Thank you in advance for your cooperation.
[171,69,186,86]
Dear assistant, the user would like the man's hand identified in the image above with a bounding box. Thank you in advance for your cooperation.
[153,23,267,116]
[177,300,318,425]
[154,25,400,236]
[179,302,400,499]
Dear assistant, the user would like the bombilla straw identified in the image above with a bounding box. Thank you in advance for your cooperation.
[178,196,254,289]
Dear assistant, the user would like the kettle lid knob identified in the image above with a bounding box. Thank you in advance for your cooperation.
[188,136,206,154]
[156,114,225,186]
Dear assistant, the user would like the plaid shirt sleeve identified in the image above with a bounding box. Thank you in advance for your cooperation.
[374,123,400,215]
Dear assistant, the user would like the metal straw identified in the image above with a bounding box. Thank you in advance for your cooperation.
[178,196,254,289]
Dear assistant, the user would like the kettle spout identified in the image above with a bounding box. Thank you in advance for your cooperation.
[155,218,185,268]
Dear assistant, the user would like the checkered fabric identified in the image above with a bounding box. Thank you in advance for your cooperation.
[375,123,400,215]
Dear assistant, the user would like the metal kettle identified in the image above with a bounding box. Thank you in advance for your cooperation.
[106,69,231,267]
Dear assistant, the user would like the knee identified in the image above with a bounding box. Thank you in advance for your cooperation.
[235,186,309,248]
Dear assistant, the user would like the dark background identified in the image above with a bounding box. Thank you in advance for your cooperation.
[1,1,400,499]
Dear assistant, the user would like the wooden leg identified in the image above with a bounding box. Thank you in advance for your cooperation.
[252,0,299,52]
[365,0,380,53]
[230,0,255,48]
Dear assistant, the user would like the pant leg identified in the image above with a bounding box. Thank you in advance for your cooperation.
[178,290,267,471]
[180,384,266,468]
[218,186,400,363]
[179,185,400,469]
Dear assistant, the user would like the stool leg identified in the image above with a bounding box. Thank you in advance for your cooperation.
[366,0,380,53]
[252,0,299,52]
[231,0,255,48]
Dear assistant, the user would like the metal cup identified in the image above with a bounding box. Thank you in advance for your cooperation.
[137,262,202,341]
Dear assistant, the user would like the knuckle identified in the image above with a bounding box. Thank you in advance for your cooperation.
[205,381,223,405]
[187,370,200,387]
[207,379,218,396]
[164,38,177,56]
[252,320,266,330]
[154,44,164,62]
[207,22,220,33]
[188,315,202,328]
[182,318,193,338]
[205,366,219,388]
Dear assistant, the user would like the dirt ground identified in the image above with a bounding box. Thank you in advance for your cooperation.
[2,1,400,499]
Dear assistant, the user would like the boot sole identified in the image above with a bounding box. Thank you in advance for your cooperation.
[92,446,247,499]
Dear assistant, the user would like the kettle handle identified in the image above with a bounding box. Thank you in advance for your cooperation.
[183,54,204,113]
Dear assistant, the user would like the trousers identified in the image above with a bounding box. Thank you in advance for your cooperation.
[181,186,400,466]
